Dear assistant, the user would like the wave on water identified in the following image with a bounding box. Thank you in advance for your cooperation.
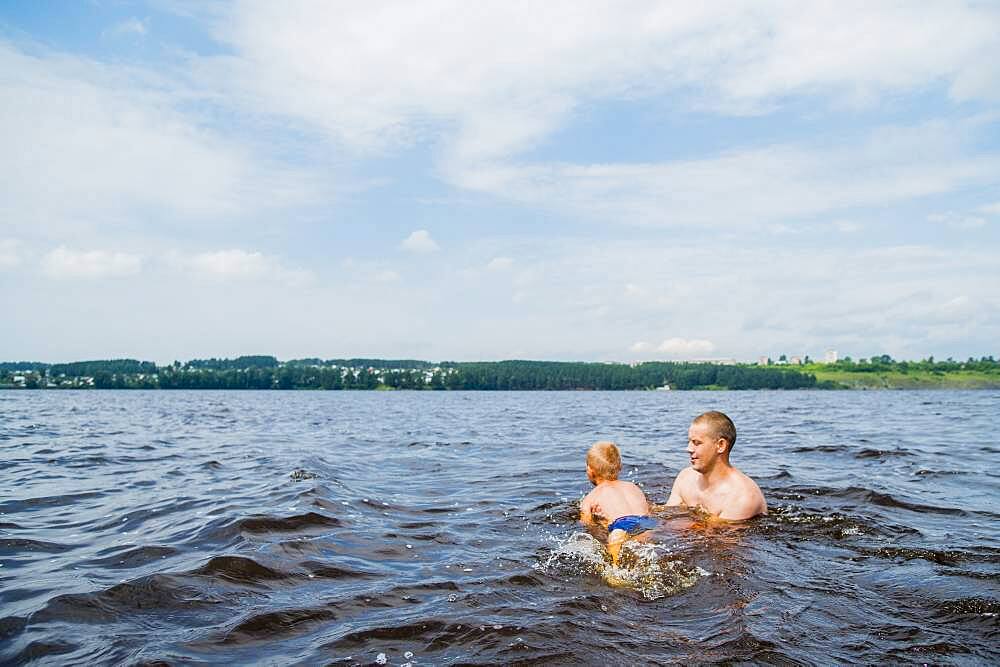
[33,574,233,624]
[769,484,972,517]
[3,390,999,664]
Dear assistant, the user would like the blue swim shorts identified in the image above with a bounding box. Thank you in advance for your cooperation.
[608,515,657,536]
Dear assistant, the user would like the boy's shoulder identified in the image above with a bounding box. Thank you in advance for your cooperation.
[581,482,612,508]
[604,480,649,508]
[611,479,646,494]
[580,485,601,505]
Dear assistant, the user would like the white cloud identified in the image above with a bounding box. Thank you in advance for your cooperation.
[767,224,799,235]
[374,269,400,283]
[5,4,1000,363]
[186,249,269,278]
[928,210,990,229]
[200,1,1000,163]
[183,3,1000,239]
[0,42,327,239]
[339,258,408,285]
[4,4,996,250]
[953,217,987,230]
[467,238,1000,361]
[941,295,973,317]
[660,338,716,357]
[171,249,312,286]
[632,338,716,359]
[105,18,148,38]
[401,230,440,254]
[832,220,862,233]
[7,236,999,362]
[486,256,513,271]
[0,239,22,269]
[448,119,1000,228]
[42,246,142,279]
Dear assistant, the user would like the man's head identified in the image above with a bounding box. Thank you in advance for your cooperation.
[586,440,621,484]
[687,411,737,473]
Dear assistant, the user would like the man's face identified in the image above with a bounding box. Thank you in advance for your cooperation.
[687,421,725,473]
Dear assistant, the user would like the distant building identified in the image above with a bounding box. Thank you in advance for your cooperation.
[824,349,838,364]
[758,356,769,366]
[790,356,803,365]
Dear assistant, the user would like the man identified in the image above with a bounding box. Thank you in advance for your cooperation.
[665,411,766,521]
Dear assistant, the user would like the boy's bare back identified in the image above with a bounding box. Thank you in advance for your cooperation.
[580,479,649,526]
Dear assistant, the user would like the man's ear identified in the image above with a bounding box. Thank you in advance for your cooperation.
[716,438,727,454]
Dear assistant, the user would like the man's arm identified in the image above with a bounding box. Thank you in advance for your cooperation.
[665,468,689,506]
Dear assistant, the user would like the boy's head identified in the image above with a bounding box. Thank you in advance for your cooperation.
[587,440,622,483]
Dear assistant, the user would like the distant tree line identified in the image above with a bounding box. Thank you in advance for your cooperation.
[0,356,822,390]
[819,355,999,374]
[49,359,157,376]
[156,366,438,390]
[443,361,818,390]
[3,355,997,391]
[0,361,50,372]
[0,359,158,374]
[180,356,439,371]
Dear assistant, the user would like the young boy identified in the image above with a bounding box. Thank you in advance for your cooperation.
[580,441,656,564]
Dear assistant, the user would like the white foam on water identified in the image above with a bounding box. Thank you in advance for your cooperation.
[535,531,708,600]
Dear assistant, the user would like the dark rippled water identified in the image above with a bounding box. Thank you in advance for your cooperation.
[1,390,998,665]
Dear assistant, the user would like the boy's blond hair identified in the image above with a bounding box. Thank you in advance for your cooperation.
[587,441,621,480]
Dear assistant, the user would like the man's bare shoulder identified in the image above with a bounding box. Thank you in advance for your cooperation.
[734,467,765,497]
[719,468,767,520]
[674,466,698,487]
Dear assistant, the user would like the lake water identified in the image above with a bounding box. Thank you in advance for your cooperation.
[1,390,998,665]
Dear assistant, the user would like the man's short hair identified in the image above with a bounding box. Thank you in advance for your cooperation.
[587,441,622,479]
[693,411,737,451]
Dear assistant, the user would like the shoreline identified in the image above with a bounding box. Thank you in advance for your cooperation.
[3,357,997,391]
[3,384,998,392]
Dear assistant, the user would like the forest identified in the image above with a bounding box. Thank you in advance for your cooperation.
[3,355,997,390]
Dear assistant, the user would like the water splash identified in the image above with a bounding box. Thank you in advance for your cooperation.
[535,532,709,600]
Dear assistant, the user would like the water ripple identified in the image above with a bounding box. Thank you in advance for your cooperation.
[0,390,997,664]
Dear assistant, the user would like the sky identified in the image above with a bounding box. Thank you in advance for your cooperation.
[2,1,999,364]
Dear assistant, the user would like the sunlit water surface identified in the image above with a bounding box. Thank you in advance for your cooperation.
[1,390,998,665]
